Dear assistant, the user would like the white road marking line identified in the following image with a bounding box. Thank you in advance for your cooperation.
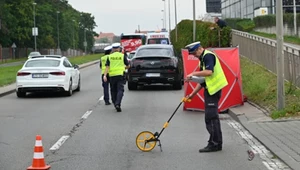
[98,96,104,101]
[49,135,70,151]
[81,110,93,119]
[226,116,290,170]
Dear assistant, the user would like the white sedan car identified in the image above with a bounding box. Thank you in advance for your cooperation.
[16,55,81,97]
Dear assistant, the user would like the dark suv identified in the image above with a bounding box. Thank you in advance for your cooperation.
[127,44,182,90]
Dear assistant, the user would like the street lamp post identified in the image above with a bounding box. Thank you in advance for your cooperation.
[162,0,167,29]
[72,20,75,50]
[168,0,171,33]
[33,2,37,51]
[174,0,178,42]
[276,0,285,110]
[293,0,297,35]
[193,0,196,41]
[161,10,165,29]
[56,11,60,53]
[84,28,87,55]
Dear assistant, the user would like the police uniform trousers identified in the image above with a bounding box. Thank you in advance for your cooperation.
[109,75,125,106]
[101,74,110,103]
[204,88,222,147]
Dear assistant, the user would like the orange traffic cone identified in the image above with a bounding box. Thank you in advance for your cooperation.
[27,135,51,170]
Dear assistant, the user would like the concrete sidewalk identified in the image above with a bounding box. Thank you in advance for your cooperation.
[229,102,300,170]
[0,60,99,97]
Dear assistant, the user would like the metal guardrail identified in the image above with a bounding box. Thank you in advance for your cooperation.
[231,29,300,88]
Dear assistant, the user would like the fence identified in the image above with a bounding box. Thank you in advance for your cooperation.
[0,45,84,61]
[231,29,300,88]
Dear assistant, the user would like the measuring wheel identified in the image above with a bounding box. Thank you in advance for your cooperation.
[136,131,157,152]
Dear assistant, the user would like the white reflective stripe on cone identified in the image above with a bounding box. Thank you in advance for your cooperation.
[35,140,43,147]
[33,152,44,159]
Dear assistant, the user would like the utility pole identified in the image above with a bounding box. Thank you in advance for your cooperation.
[174,0,178,42]
[193,0,196,41]
[276,0,285,110]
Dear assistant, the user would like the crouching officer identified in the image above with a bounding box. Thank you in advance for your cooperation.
[100,45,112,105]
[103,43,130,112]
[184,41,228,152]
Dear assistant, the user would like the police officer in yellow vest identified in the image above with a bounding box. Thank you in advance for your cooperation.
[100,45,112,105]
[103,43,130,112]
[184,41,228,153]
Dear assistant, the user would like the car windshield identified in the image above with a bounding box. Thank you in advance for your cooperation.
[128,53,135,59]
[25,59,61,67]
[136,48,172,57]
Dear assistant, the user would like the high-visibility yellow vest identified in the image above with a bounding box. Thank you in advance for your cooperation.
[108,52,125,76]
[101,55,109,75]
[199,50,228,95]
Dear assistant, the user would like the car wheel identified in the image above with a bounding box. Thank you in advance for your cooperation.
[65,79,73,96]
[173,81,182,90]
[75,76,81,92]
[128,82,137,90]
[16,91,26,98]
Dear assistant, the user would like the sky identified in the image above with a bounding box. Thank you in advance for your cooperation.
[68,0,207,36]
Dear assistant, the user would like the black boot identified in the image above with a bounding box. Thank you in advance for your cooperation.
[199,145,219,153]
[115,105,122,112]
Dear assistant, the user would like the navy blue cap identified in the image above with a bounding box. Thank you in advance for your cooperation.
[185,41,201,54]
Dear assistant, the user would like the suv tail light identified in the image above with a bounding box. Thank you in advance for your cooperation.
[17,72,31,76]
[50,71,65,76]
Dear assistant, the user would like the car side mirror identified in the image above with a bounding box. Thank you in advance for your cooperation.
[73,64,79,69]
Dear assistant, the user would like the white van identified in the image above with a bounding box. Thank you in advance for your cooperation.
[145,32,171,45]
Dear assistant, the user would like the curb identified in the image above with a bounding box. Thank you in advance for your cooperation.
[0,60,100,98]
[228,104,295,170]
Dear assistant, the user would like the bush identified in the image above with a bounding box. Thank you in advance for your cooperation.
[236,20,255,32]
[170,19,232,57]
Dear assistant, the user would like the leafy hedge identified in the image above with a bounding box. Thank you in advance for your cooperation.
[170,19,232,57]
[225,18,255,32]
[253,14,300,28]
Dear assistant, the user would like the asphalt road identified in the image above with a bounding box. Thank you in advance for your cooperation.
[0,64,285,170]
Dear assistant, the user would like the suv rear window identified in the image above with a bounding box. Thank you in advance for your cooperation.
[136,48,172,57]
[25,59,61,67]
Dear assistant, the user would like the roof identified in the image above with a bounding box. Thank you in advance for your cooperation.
[138,44,173,49]
[95,32,116,39]
[28,55,65,59]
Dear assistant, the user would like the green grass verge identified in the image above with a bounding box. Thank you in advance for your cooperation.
[0,54,103,87]
[0,57,28,64]
[241,56,300,119]
[250,31,300,46]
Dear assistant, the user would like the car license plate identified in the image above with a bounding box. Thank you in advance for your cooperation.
[146,73,160,77]
[32,73,49,78]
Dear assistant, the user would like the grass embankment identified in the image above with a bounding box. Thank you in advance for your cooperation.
[241,56,300,119]
[0,57,28,64]
[0,54,103,87]
[250,31,300,46]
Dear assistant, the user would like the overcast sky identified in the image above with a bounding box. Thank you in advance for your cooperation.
[68,0,207,35]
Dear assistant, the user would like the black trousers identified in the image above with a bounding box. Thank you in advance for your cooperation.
[101,74,110,103]
[204,88,223,146]
[109,75,125,107]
